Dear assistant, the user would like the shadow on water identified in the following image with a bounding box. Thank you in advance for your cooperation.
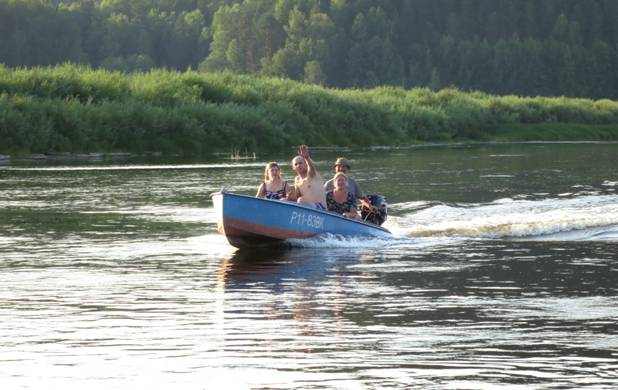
[217,246,365,292]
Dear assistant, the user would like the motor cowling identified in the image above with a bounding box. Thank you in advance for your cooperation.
[360,194,387,226]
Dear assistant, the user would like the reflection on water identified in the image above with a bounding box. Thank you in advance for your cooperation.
[1,143,617,388]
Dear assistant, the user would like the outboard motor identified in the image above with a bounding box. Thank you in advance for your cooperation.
[360,194,387,226]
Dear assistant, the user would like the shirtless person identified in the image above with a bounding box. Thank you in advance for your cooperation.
[287,145,326,209]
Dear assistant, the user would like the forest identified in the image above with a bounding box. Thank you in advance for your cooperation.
[2,0,618,99]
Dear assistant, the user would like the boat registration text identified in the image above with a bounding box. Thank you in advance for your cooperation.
[290,211,324,229]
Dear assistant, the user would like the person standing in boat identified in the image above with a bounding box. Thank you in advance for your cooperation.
[256,162,290,200]
[324,157,362,200]
[326,172,360,219]
[287,145,327,209]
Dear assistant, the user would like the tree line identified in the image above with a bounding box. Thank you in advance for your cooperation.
[1,0,618,99]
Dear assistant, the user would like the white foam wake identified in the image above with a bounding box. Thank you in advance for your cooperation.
[285,233,400,249]
[393,195,618,241]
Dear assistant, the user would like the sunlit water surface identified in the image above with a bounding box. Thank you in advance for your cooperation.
[1,143,617,389]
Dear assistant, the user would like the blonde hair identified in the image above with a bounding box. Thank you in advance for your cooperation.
[333,172,348,182]
[263,162,281,182]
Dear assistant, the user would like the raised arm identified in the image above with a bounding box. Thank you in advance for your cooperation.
[298,145,318,178]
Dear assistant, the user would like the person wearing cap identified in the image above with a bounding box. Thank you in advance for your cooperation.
[324,157,362,200]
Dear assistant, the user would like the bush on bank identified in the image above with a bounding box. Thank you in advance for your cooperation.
[1,64,618,155]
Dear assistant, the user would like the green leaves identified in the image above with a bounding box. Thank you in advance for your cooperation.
[1,64,617,156]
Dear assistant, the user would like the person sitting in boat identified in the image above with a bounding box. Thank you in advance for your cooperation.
[326,172,360,219]
[324,157,362,200]
[256,161,290,200]
[286,145,326,209]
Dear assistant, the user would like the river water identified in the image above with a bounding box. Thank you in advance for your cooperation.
[1,143,617,389]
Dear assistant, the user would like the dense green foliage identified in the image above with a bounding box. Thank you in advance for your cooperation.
[1,64,617,155]
[1,0,618,99]
[494,123,618,141]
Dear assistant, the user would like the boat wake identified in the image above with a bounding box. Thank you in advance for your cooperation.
[390,194,618,241]
[283,233,460,250]
[284,233,409,249]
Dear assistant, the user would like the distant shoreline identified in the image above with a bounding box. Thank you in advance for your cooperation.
[2,128,618,162]
[1,64,617,157]
[3,139,618,164]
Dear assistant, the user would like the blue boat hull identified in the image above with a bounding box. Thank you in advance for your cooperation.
[212,192,392,248]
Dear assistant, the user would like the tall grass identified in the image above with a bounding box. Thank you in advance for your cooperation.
[1,64,618,155]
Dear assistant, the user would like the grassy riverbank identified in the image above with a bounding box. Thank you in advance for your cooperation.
[1,64,618,156]
[494,123,618,141]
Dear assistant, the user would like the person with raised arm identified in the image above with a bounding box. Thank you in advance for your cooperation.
[286,145,326,209]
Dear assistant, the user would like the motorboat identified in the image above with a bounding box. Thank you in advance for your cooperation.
[212,191,392,248]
